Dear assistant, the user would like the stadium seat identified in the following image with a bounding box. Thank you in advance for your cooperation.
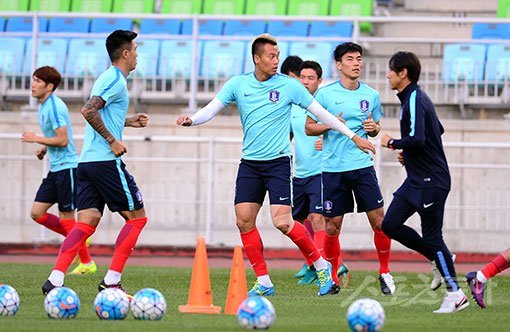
[245,0,287,15]
[498,0,510,17]
[29,0,70,11]
[289,42,334,77]
[160,0,202,13]
[112,0,154,13]
[0,37,25,75]
[223,20,266,36]
[5,17,49,32]
[244,40,290,73]
[486,44,510,81]
[266,20,309,37]
[158,40,195,78]
[90,18,132,33]
[288,0,329,16]
[0,0,29,11]
[309,21,353,37]
[0,18,5,32]
[330,0,373,32]
[48,17,90,33]
[202,0,244,14]
[23,38,68,76]
[139,19,182,35]
[201,41,245,78]
[442,44,486,82]
[472,23,510,40]
[133,39,159,78]
[182,19,223,35]
[71,0,113,12]
[67,38,109,77]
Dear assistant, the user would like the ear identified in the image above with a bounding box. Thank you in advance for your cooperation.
[46,82,54,91]
[318,77,323,84]
[253,54,260,65]
[122,48,130,60]
[399,68,408,79]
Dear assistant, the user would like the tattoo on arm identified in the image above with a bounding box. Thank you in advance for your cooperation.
[81,96,115,144]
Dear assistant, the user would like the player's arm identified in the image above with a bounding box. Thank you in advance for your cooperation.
[176,97,224,127]
[22,126,69,147]
[305,115,328,136]
[125,113,148,128]
[363,113,381,137]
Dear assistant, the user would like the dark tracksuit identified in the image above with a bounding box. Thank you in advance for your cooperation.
[381,82,460,291]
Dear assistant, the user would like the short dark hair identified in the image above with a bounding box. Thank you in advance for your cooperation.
[251,33,277,63]
[300,60,323,79]
[388,51,421,83]
[33,66,61,91]
[281,55,303,76]
[106,30,137,62]
[333,42,363,62]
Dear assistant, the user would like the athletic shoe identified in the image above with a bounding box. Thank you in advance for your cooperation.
[42,279,59,295]
[294,263,309,279]
[297,266,317,285]
[465,271,487,308]
[69,261,97,275]
[328,283,341,295]
[316,262,334,296]
[433,289,469,313]
[430,254,456,291]
[337,263,349,277]
[98,279,126,292]
[248,282,275,297]
[379,272,396,295]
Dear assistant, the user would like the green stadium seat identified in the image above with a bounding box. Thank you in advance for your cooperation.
[202,0,244,15]
[330,0,373,32]
[160,0,202,14]
[30,0,71,11]
[112,0,154,13]
[71,0,113,13]
[288,0,329,16]
[498,0,510,17]
[0,0,29,11]
[245,0,287,15]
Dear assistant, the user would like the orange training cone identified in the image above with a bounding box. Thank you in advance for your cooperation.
[224,246,248,315]
[178,237,222,314]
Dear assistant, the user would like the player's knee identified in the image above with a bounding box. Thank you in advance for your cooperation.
[325,221,339,236]
[31,211,46,223]
[272,214,293,234]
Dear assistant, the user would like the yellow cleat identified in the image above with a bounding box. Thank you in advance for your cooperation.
[69,261,97,275]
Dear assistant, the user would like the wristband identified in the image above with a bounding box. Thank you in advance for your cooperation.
[387,139,394,150]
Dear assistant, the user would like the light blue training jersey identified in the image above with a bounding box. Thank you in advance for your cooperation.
[38,93,78,172]
[313,81,383,173]
[80,66,129,163]
[216,73,314,161]
[290,104,321,178]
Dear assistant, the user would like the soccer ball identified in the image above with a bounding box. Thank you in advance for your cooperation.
[0,284,19,316]
[94,288,130,320]
[237,296,276,330]
[44,287,80,319]
[131,288,166,320]
[346,298,385,332]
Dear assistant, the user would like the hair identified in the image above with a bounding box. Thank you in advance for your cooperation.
[300,60,323,79]
[106,30,138,62]
[281,55,303,76]
[388,51,421,83]
[251,33,277,62]
[333,42,363,62]
[32,66,61,91]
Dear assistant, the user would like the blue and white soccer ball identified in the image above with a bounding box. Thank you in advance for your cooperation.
[130,288,166,320]
[44,287,80,319]
[237,296,276,330]
[346,298,385,332]
[0,284,20,316]
[94,288,130,320]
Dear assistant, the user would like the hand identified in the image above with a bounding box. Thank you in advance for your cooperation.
[380,134,393,148]
[362,113,377,133]
[36,148,47,160]
[128,113,148,128]
[176,115,193,127]
[110,140,127,157]
[336,112,346,123]
[21,131,38,143]
[352,135,376,154]
[314,137,323,151]
[398,151,404,166]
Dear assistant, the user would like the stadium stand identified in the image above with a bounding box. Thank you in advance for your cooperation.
[90,18,133,33]
[29,0,71,11]
[139,18,182,34]
[0,37,25,75]
[266,20,309,36]
[486,44,510,81]
[158,40,194,78]
[0,0,29,11]
[201,41,245,77]
[47,17,90,33]
[23,38,68,75]
[5,17,49,33]
[66,38,109,76]
[472,23,510,39]
[288,0,330,16]
[133,39,159,78]
[223,20,266,36]
[112,0,155,13]
[289,41,335,77]
[182,19,224,35]
[0,18,5,32]
[160,0,202,14]
[442,44,487,82]
[203,0,245,15]
[71,0,113,12]
[330,0,373,32]
[308,21,353,37]
[244,0,287,15]
[498,0,510,17]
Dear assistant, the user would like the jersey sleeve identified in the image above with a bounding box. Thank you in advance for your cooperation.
[307,88,327,122]
[392,90,426,149]
[372,92,383,122]
[91,72,124,106]
[49,100,67,131]
[216,76,239,106]
[289,79,314,109]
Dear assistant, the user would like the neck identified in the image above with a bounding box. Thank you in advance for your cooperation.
[38,92,52,104]
[254,68,272,82]
[112,62,130,77]
[340,76,359,90]
[397,80,413,93]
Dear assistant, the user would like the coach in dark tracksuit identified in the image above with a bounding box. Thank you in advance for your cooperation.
[380,51,469,314]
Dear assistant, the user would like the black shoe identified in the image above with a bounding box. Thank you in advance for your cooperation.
[328,283,341,295]
[98,279,125,292]
[42,280,59,295]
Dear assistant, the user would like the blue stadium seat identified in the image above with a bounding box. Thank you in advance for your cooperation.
[133,39,159,78]
[48,17,89,33]
[5,17,48,32]
[486,44,510,81]
[0,37,25,75]
[23,38,68,75]
[139,18,181,34]
[158,40,196,78]
[442,44,486,82]
[309,21,353,37]
[244,40,290,73]
[90,18,133,33]
[67,38,109,77]
[0,18,5,32]
[223,20,266,36]
[182,19,223,35]
[289,42,334,78]
[472,23,510,40]
[266,20,309,37]
[201,41,245,78]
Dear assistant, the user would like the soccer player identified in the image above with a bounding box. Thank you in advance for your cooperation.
[281,55,303,79]
[305,42,394,295]
[380,51,469,313]
[42,30,149,294]
[466,248,510,308]
[22,66,96,275]
[176,34,375,297]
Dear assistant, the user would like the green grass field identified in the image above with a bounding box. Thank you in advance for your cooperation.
[0,263,508,331]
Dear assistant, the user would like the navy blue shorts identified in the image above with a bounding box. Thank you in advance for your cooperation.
[76,160,144,214]
[234,157,292,206]
[322,166,384,217]
[292,174,323,221]
[34,168,77,212]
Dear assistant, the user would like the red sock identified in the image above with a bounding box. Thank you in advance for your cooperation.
[61,219,92,264]
[35,213,67,236]
[303,219,315,239]
[314,230,326,257]
[287,222,321,265]
[481,254,510,280]
[54,222,96,272]
[373,228,391,274]
[324,233,340,284]
[109,217,147,272]
[240,227,268,276]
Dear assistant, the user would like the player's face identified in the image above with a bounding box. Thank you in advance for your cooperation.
[299,68,322,95]
[386,68,403,91]
[336,51,362,80]
[31,76,52,99]
[255,43,280,76]
[126,41,138,71]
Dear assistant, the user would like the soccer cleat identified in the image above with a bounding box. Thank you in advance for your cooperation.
[98,279,126,292]
[316,262,334,296]
[337,263,349,277]
[247,282,275,297]
[328,283,341,295]
[294,263,309,279]
[430,254,456,291]
[433,289,469,313]
[297,266,317,285]
[379,272,396,295]
[69,261,97,275]
[42,279,59,295]
[465,271,487,308]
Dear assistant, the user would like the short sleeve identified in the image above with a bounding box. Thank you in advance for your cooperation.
[288,79,313,109]
[372,93,383,122]
[49,99,67,130]
[216,76,239,106]
[91,71,124,106]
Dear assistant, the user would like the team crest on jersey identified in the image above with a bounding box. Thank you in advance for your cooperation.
[268,90,280,103]
[359,100,370,113]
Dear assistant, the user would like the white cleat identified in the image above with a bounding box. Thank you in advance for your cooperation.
[433,289,469,314]
[379,272,396,295]
[430,254,456,291]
